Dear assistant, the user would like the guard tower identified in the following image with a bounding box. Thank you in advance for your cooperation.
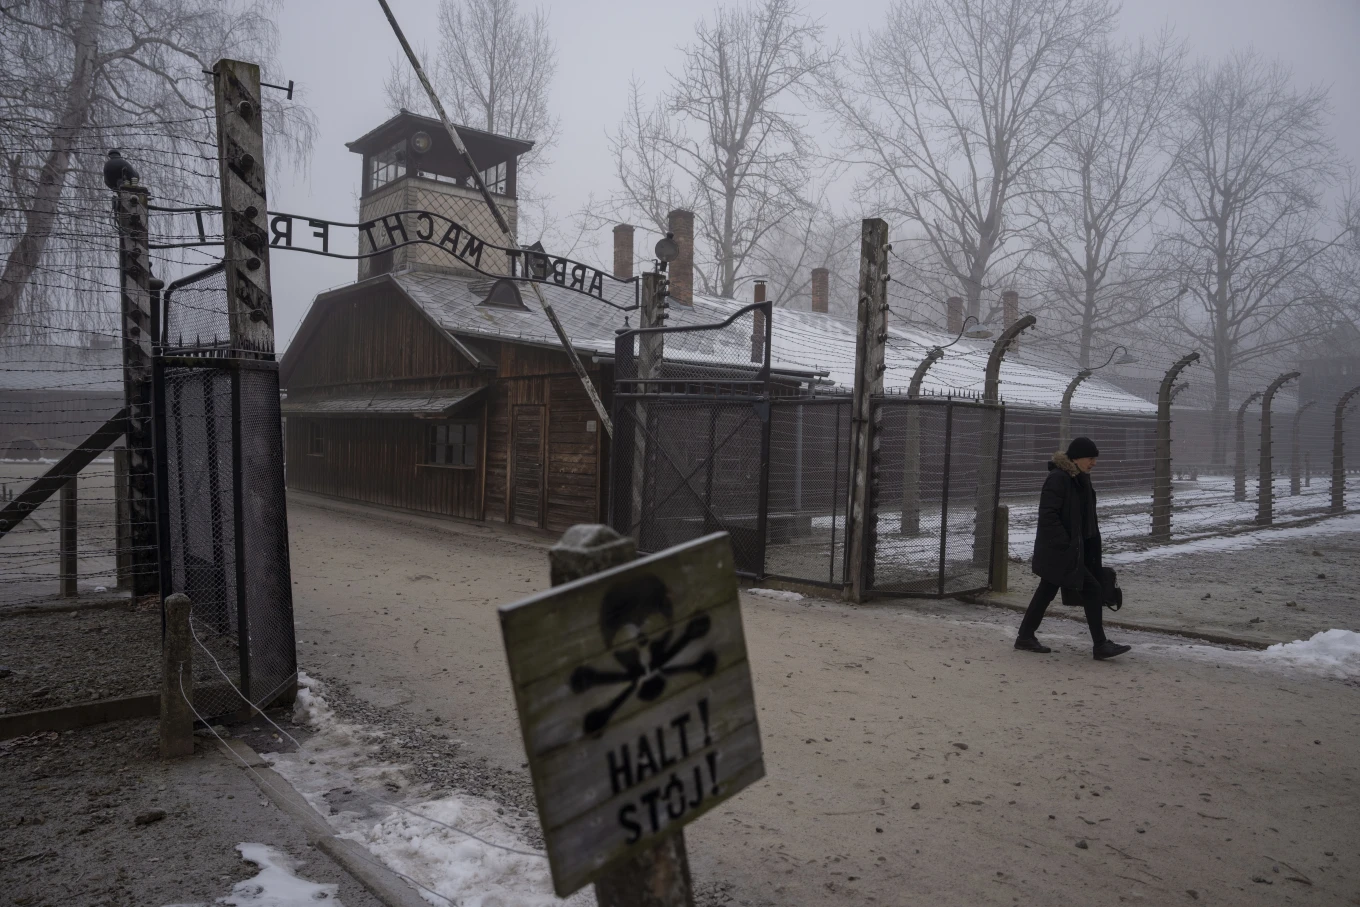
[346,110,534,280]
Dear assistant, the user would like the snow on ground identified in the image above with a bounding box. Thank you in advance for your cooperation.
[164,843,343,906]
[264,672,592,907]
[797,475,1357,567]
[1104,512,1360,565]
[953,603,1360,682]
[745,588,805,601]
[1261,629,1360,679]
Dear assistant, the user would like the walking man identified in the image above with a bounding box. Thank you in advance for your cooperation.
[1014,437,1131,660]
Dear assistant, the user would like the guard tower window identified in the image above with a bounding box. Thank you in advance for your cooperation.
[370,144,406,191]
[478,161,506,195]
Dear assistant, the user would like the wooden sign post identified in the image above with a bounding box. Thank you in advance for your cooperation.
[500,527,764,901]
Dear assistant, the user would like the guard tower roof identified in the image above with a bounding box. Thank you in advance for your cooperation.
[346,110,534,168]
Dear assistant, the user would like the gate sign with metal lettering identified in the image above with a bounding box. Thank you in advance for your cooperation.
[499,532,764,897]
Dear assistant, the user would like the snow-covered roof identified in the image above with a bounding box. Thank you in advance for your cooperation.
[294,269,1155,414]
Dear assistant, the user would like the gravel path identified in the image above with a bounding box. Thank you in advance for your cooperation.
[286,493,1360,907]
[0,604,159,715]
[0,718,385,907]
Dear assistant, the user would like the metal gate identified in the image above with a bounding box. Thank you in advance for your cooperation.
[152,262,297,720]
[608,303,772,576]
[869,395,1006,597]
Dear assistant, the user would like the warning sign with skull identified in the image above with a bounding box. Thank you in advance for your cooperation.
[499,533,764,897]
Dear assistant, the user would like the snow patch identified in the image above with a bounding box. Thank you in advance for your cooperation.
[163,843,342,906]
[1261,629,1360,679]
[264,671,590,907]
[353,794,590,907]
[745,588,804,602]
[1106,513,1360,565]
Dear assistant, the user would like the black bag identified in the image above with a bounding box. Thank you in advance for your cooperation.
[1098,566,1123,612]
[1060,566,1123,611]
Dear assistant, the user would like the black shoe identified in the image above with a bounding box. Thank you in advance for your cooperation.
[1093,641,1131,660]
[1014,637,1051,653]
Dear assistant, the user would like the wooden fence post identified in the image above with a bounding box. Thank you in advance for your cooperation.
[60,476,77,597]
[160,592,194,758]
[547,524,695,907]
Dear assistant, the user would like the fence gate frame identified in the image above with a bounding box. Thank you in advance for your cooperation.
[608,301,774,577]
[863,394,1007,599]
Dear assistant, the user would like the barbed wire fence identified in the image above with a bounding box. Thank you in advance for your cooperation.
[0,93,292,722]
[1,116,219,613]
[876,276,1360,561]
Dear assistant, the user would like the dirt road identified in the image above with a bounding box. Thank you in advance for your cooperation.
[287,493,1360,906]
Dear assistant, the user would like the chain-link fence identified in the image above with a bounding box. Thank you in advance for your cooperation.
[870,396,1004,596]
[610,305,773,576]
[155,266,297,719]
[764,397,853,587]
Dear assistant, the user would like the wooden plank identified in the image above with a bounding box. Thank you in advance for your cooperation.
[0,693,159,741]
[500,532,762,897]
[0,407,127,537]
[511,404,545,527]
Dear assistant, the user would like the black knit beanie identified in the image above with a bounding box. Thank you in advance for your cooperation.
[1066,436,1099,460]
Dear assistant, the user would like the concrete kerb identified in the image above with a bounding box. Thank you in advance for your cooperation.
[218,736,432,907]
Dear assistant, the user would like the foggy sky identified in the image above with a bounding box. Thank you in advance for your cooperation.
[267,0,1360,351]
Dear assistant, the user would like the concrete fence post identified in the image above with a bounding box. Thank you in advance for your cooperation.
[1290,401,1316,496]
[990,503,1009,593]
[547,525,695,907]
[1333,386,1360,513]
[975,314,1035,565]
[900,348,943,535]
[1152,353,1199,542]
[847,219,890,601]
[1234,392,1263,503]
[160,592,195,758]
[1257,371,1299,526]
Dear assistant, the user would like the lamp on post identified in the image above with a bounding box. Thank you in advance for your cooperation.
[1151,351,1199,541]
[1058,346,1135,449]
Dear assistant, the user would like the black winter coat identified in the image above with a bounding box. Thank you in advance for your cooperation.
[1030,452,1101,589]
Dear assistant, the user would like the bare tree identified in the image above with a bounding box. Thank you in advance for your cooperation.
[382,0,558,244]
[1034,31,1184,368]
[824,0,1117,322]
[1158,49,1345,464]
[748,190,860,315]
[382,0,559,175]
[0,0,314,340]
[609,0,832,299]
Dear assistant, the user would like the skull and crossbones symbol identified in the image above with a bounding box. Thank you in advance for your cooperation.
[569,574,717,734]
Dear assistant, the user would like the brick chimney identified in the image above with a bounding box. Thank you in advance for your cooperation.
[1002,290,1019,329]
[811,267,829,314]
[751,280,767,364]
[612,224,634,280]
[947,296,963,334]
[668,208,694,305]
